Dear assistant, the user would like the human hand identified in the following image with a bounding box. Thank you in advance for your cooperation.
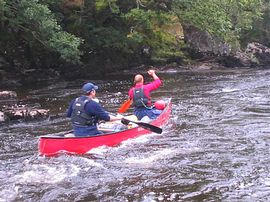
[147,69,155,76]
[116,113,124,119]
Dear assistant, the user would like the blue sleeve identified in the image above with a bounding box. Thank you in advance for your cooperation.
[85,101,110,121]
[66,99,75,117]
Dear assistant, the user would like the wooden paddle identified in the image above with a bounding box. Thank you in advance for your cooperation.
[121,118,162,134]
[118,99,132,113]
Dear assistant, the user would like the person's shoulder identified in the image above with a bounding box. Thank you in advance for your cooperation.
[86,99,101,107]
[85,99,96,104]
[129,86,136,94]
[85,99,102,112]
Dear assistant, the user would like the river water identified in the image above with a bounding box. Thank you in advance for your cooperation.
[0,68,270,201]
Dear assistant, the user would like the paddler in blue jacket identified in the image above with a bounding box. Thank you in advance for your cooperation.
[67,82,122,137]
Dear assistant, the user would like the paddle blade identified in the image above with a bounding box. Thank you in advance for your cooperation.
[138,122,162,134]
[121,118,162,134]
[118,99,132,113]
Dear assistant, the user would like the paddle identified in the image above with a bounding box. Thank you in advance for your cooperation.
[118,99,132,113]
[121,118,162,134]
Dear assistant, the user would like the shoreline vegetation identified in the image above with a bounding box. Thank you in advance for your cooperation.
[1,1,270,87]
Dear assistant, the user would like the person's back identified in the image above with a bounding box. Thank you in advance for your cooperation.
[67,96,109,136]
[128,70,162,120]
[67,82,122,136]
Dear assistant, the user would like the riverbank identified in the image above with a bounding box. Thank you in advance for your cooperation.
[1,41,270,89]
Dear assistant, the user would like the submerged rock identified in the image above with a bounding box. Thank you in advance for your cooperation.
[0,91,17,100]
[0,111,5,122]
[0,90,50,123]
[0,105,50,122]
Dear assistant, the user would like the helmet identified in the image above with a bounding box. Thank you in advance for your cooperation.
[154,100,166,110]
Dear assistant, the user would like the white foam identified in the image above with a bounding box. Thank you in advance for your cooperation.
[76,156,104,169]
[15,164,80,184]
[222,87,238,92]
[0,187,17,202]
[264,178,270,186]
[87,145,110,155]
[125,148,174,164]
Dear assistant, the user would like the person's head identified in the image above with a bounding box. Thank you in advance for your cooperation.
[134,74,144,85]
[82,82,98,97]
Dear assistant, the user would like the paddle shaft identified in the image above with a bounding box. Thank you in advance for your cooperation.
[121,118,162,134]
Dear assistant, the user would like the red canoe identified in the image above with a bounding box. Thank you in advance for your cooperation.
[38,98,172,156]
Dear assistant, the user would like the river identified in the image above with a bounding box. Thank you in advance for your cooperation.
[0,68,270,201]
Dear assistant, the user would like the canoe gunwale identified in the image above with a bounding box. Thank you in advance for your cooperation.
[39,127,136,139]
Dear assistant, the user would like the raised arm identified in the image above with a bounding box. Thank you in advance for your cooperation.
[148,69,159,80]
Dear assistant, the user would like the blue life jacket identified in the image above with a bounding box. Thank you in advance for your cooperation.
[71,96,97,126]
[133,87,149,108]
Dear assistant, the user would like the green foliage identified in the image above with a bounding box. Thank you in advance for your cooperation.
[0,0,6,13]
[61,0,181,63]
[124,8,154,30]
[172,0,263,49]
[48,32,81,62]
[0,0,268,72]
[20,0,82,62]
[0,0,82,63]
[87,26,130,52]
[241,1,270,47]
[21,1,61,32]
[123,7,182,59]
[96,0,119,13]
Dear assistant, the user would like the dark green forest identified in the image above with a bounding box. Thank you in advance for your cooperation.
[0,0,269,80]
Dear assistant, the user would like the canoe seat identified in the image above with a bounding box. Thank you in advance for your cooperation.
[125,115,138,122]
[98,115,138,132]
[98,122,127,132]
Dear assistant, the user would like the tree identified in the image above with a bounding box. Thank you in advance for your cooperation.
[0,0,82,65]
[172,0,263,50]
[241,0,270,47]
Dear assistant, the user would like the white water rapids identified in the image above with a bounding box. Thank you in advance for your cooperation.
[0,68,270,201]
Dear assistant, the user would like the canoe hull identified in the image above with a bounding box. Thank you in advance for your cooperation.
[38,99,172,156]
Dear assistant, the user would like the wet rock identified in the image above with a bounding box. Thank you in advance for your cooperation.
[0,91,17,100]
[218,42,270,68]
[218,54,251,68]
[182,25,270,68]
[0,111,5,122]
[183,25,231,56]
[0,105,50,122]
[0,91,18,107]
[246,42,270,66]
[0,90,50,123]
